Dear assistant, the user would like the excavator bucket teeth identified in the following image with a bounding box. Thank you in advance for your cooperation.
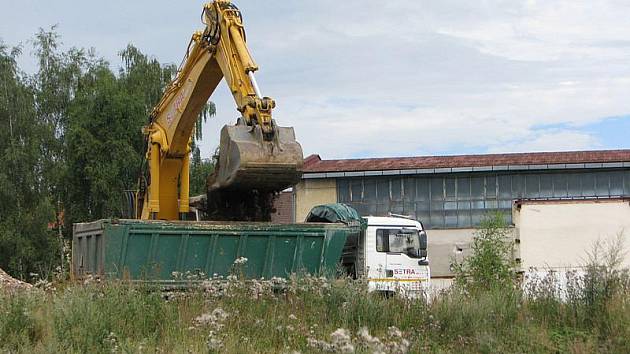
[208,123,303,192]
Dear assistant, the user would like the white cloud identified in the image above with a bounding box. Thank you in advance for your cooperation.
[3,0,628,159]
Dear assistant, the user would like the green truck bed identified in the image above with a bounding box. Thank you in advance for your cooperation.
[72,219,355,282]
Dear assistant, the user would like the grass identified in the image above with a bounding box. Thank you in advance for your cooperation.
[2,220,628,353]
[0,270,628,354]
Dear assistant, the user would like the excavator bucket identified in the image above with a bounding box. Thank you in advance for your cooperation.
[208,122,303,192]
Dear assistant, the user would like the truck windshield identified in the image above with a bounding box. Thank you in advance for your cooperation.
[376,228,421,257]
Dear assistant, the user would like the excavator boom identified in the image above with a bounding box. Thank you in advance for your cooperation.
[140,0,303,220]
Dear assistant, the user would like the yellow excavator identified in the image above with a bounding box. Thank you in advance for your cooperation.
[138,0,303,220]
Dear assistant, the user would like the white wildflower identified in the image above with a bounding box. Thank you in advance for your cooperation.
[330,328,354,353]
[233,257,248,265]
[193,313,213,327]
[388,326,403,338]
[207,337,223,351]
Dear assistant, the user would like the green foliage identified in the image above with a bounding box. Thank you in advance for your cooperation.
[0,29,215,279]
[189,144,214,196]
[1,273,629,353]
[452,212,516,292]
[0,40,58,278]
[64,64,146,222]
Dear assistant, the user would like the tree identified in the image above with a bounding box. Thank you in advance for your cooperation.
[0,30,216,279]
[0,41,58,278]
[189,144,215,196]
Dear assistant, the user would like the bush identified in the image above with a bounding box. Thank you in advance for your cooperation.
[452,212,516,293]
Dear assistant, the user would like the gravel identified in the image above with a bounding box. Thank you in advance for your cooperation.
[0,268,33,291]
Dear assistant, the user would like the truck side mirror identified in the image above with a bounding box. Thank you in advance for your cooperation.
[418,231,428,258]
[419,231,427,251]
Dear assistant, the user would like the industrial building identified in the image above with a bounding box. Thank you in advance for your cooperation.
[288,150,630,278]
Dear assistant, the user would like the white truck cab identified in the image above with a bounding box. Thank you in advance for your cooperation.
[360,215,430,296]
[307,204,430,296]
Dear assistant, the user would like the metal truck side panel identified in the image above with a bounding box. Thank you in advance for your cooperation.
[73,219,352,281]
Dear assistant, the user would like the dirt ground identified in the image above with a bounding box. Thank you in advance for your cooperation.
[0,268,32,291]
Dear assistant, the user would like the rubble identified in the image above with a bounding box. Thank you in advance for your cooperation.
[0,268,33,291]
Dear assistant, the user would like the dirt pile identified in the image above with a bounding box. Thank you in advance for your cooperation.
[0,268,33,291]
[205,188,278,221]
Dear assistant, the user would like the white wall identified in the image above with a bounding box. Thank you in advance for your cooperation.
[514,199,630,270]
[426,228,476,277]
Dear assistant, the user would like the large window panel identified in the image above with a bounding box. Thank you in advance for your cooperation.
[540,174,553,197]
[458,177,471,200]
[471,209,485,225]
[471,176,485,198]
[486,176,497,198]
[457,201,471,210]
[512,175,524,199]
[458,209,472,227]
[376,203,391,216]
[365,203,377,216]
[402,201,415,213]
[568,173,581,197]
[431,178,443,201]
[485,199,498,209]
[553,174,568,198]
[391,178,402,201]
[445,210,458,228]
[363,179,376,201]
[377,179,390,202]
[610,171,624,196]
[416,178,430,201]
[498,175,511,199]
[582,173,595,196]
[403,178,415,201]
[498,200,512,209]
[416,211,430,224]
[390,201,404,214]
[338,180,350,202]
[595,173,610,196]
[445,178,456,199]
[416,201,430,212]
[350,203,368,217]
[471,200,485,209]
[430,201,444,212]
[350,179,363,202]
[430,209,444,228]
[337,168,629,230]
[444,201,457,210]
[525,175,539,198]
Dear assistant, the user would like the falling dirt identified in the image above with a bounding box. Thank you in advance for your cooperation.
[205,188,278,221]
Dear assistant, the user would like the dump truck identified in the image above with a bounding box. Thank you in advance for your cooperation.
[73,204,430,295]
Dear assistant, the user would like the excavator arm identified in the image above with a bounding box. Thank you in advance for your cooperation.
[140,0,302,220]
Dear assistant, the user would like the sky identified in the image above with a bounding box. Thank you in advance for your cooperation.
[1,0,630,159]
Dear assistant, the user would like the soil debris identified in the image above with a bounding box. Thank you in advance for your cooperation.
[205,188,277,221]
[0,268,33,291]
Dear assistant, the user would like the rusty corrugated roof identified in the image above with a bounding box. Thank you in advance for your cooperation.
[303,150,630,173]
